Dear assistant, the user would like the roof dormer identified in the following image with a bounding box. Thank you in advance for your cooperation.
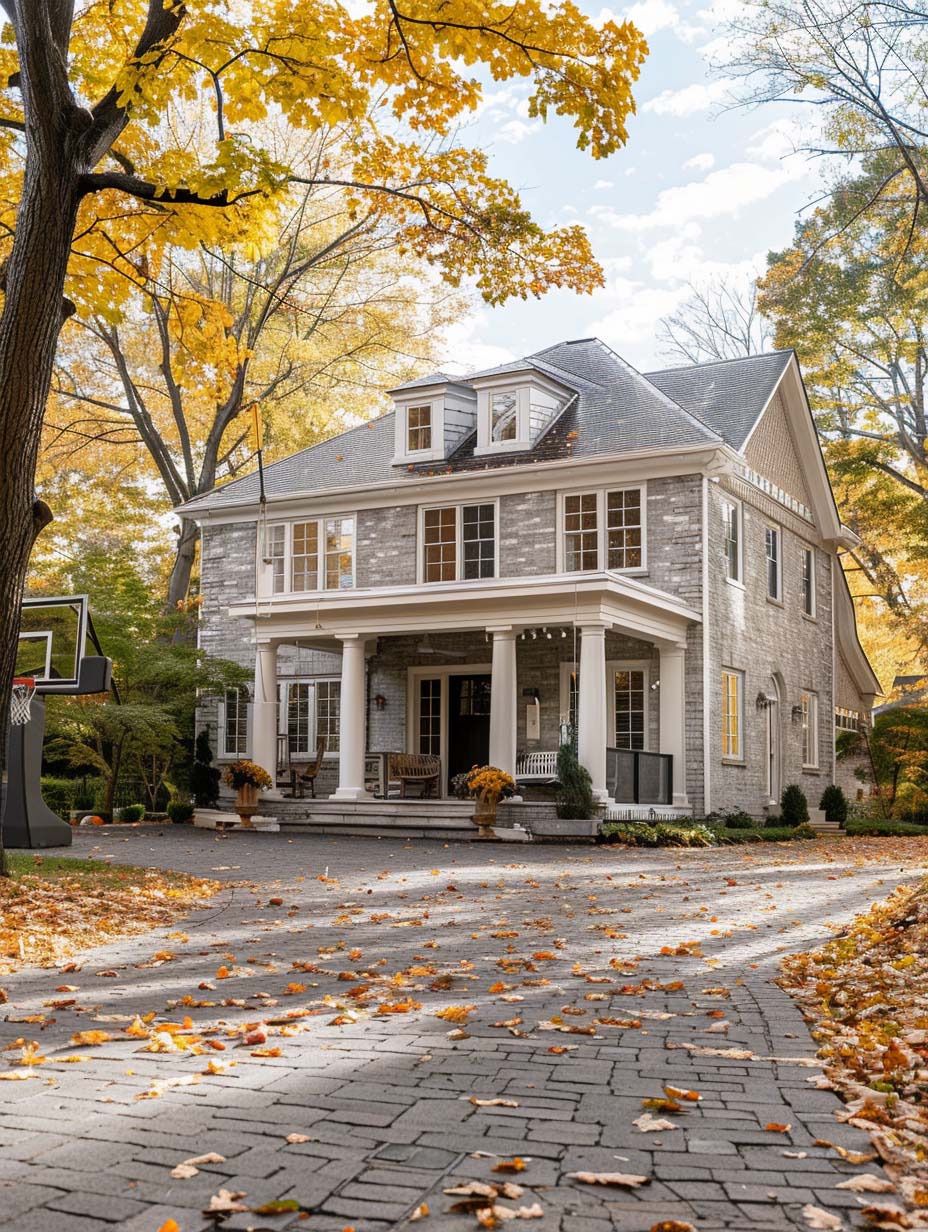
[390,374,477,466]
[469,365,576,456]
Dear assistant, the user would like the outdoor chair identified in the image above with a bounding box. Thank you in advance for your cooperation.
[290,737,326,798]
[389,753,441,798]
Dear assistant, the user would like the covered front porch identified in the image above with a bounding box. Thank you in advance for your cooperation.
[233,571,699,811]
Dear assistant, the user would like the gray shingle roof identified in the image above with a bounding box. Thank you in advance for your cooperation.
[644,350,794,449]
[179,340,792,513]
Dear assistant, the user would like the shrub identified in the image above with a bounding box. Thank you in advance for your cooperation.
[709,822,818,844]
[556,743,595,820]
[601,820,656,845]
[780,784,809,826]
[845,818,928,837]
[167,801,195,824]
[40,777,77,820]
[724,810,755,830]
[190,730,221,808]
[117,804,145,822]
[759,823,817,842]
[819,784,848,825]
[601,820,715,848]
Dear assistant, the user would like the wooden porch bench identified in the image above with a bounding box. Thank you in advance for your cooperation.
[515,751,559,785]
[389,753,441,798]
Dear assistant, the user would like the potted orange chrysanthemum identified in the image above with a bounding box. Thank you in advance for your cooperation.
[222,760,273,828]
[459,765,516,840]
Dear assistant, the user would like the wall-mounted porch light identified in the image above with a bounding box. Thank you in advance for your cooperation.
[373,693,387,710]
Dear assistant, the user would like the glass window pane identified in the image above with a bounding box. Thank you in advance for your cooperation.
[324,517,353,589]
[407,404,432,452]
[564,493,598,572]
[491,390,518,441]
[614,669,646,751]
[462,503,495,579]
[287,683,313,756]
[316,681,340,752]
[424,507,457,582]
[268,525,286,594]
[607,490,643,569]
[419,678,441,755]
[224,687,249,756]
[291,521,319,592]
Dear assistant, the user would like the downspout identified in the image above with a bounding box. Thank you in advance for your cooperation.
[702,475,711,817]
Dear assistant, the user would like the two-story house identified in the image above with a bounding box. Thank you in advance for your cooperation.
[181,338,879,819]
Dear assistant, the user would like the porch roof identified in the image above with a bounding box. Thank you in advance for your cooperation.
[228,571,700,648]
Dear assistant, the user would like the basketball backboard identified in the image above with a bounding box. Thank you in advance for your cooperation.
[15,595,88,693]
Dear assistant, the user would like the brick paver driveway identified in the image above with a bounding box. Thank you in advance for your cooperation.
[1,829,925,1232]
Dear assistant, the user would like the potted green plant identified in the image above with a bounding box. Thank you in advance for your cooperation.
[459,765,516,840]
[222,760,273,827]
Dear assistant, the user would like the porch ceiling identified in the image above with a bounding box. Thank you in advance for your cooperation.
[231,571,700,649]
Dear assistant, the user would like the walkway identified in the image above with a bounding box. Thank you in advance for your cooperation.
[1,828,925,1232]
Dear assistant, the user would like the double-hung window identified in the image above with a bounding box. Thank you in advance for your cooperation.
[801,691,819,767]
[220,687,249,758]
[407,404,432,453]
[801,547,816,617]
[422,503,496,582]
[765,526,782,601]
[613,668,647,750]
[280,679,341,756]
[721,669,743,761]
[563,487,645,573]
[722,499,742,583]
[267,517,355,594]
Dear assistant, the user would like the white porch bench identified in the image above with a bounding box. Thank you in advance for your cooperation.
[515,751,559,784]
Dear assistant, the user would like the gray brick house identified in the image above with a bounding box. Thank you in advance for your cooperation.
[181,338,879,818]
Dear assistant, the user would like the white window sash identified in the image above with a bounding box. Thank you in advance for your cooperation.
[419,501,498,584]
[559,485,646,574]
[266,517,355,595]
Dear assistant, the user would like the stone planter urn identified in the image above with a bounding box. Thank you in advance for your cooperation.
[234,783,259,828]
[473,796,501,841]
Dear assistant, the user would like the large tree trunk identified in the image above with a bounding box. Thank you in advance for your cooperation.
[0,142,82,871]
[166,518,200,615]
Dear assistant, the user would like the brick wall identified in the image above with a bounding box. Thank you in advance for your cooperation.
[499,491,557,576]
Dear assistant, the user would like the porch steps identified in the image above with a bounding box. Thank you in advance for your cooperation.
[808,808,844,835]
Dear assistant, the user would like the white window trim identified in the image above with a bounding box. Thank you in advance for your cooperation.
[801,543,817,619]
[802,690,819,769]
[416,498,500,585]
[474,384,531,455]
[277,677,342,760]
[392,398,446,464]
[263,514,357,596]
[556,659,651,750]
[217,686,252,761]
[721,668,744,764]
[721,496,744,588]
[765,523,783,604]
[555,483,648,575]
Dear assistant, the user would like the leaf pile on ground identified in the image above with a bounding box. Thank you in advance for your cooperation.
[781,878,928,1226]
[0,855,220,974]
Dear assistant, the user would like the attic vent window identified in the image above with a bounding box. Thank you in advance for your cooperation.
[491,390,518,442]
[407,404,432,452]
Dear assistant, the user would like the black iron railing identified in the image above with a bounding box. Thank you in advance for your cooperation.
[606,748,673,805]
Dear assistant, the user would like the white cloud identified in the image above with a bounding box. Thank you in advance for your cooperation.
[596,158,809,232]
[746,116,810,163]
[684,152,714,171]
[440,317,514,375]
[643,78,734,116]
[495,119,537,145]
[594,178,615,190]
[588,279,690,345]
[610,0,680,36]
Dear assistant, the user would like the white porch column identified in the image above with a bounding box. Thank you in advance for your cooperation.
[331,634,371,800]
[578,623,609,801]
[488,627,517,777]
[659,643,689,808]
[252,642,281,798]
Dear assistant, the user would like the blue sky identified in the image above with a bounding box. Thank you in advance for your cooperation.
[440,0,819,374]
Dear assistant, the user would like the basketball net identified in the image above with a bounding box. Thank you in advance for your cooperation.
[10,677,36,726]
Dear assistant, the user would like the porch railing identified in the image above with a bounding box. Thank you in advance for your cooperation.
[606,748,673,805]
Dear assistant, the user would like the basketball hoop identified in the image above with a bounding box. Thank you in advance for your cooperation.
[10,677,36,726]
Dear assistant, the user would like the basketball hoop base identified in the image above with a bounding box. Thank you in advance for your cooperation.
[1,695,72,849]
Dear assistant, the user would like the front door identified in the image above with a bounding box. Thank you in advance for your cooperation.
[447,674,491,790]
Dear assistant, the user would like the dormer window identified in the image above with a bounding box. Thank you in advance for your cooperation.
[407,404,432,453]
[491,390,518,442]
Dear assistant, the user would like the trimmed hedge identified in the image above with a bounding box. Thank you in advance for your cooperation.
[117,804,145,822]
[711,823,817,844]
[845,818,928,837]
[167,801,195,824]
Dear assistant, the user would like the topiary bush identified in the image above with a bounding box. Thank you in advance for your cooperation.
[167,801,195,824]
[555,742,595,820]
[819,784,848,825]
[190,729,221,808]
[117,804,145,822]
[724,810,755,829]
[780,784,809,826]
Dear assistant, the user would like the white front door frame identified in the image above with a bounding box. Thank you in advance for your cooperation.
[407,662,493,793]
[766,674,782,805]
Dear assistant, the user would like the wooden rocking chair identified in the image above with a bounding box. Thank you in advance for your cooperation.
[290,737,326,798]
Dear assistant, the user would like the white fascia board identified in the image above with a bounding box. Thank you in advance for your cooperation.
[834,567,882,698]
[181,442,726,525]
[230,571,701,642]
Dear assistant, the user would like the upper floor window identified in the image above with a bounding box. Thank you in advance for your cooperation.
[721,668,743,761]
[267,517,355,594]
[801,691,819,767]
[491,390,518,442]
[407,404,432,453]
[801,547,816,617]
[721,499,742,583]
[562,487,645,574]
[765,526,781,601]
[422,502,496,583]
[835,706,859,732]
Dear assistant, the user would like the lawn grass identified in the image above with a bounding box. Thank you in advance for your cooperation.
[0,852,221,976]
